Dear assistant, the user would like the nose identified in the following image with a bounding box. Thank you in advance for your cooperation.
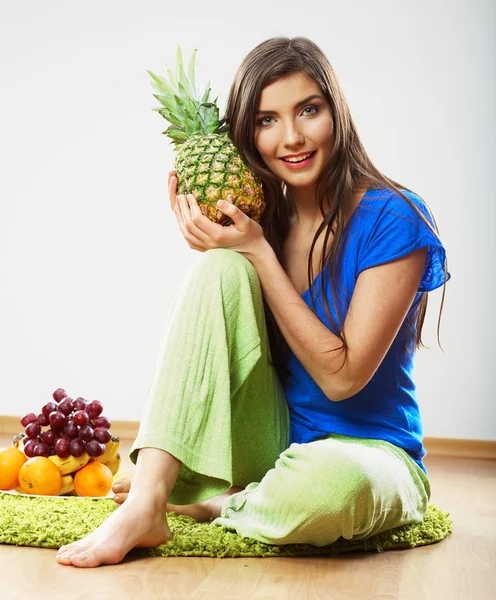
[282,122,304,147]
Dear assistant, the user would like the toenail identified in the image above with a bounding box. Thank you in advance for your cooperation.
[75,554,87,561]
[114,485,122,491]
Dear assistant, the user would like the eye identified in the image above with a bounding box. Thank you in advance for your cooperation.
[302,105,319,116]
[256,105,320,127]
[257,116,274,127]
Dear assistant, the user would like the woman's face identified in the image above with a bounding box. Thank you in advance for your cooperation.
[254,72,334,194]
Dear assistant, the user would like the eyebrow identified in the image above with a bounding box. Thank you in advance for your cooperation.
[255,94,324,116]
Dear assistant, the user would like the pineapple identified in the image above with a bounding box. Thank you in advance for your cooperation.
[148,47,265,226]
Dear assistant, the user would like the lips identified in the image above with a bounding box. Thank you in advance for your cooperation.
[280,151,315,163]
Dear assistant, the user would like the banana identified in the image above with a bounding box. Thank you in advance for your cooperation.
[58,474,75,495]
[12,432,26,450]
[48,452,91,476]
[104,453,121,476]
[95,437,120,463]
[12,431,115,476]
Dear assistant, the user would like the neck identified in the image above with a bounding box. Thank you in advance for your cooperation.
[287,183,369,235]
[286,183,323,233]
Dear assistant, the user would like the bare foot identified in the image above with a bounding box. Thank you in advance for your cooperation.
[56,496,171,568]
[112,476,243,522]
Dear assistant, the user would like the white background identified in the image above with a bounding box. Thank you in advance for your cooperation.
[1,0,494,439]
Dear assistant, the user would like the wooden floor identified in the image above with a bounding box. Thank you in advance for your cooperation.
[1,434,495,600]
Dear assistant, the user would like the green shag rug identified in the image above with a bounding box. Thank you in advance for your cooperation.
[0,491,452,558]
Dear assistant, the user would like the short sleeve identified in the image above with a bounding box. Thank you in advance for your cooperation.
[357,191,451,292]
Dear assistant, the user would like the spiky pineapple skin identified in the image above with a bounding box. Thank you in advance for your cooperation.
[175,133,265,227]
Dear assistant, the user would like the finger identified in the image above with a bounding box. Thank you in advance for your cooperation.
[174,202,205,249]
[183,193,228,244]
[216,200,248,230]
[178,194,208,238]
[183,194,217,242]
[169,176,177,212]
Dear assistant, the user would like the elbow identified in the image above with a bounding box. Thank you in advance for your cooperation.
[321,350,372,402]
[324,377,368,402]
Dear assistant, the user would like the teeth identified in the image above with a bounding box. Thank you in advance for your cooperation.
[283,152,312,163]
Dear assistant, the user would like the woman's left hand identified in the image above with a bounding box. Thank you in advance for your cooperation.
[174,193,267,261]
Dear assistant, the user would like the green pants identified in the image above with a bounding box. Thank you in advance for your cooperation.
[130,249,430,546]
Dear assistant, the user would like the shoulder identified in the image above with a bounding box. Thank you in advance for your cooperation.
[353,186,449,292]
[359,187,432,220]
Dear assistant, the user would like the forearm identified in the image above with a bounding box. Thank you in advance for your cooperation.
[247,241,351,401]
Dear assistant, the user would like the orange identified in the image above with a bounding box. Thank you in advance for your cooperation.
[18,456,62,495]
[74,462,113,497]
[0,447,27,490]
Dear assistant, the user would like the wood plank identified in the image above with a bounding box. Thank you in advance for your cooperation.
[1,433,495,600]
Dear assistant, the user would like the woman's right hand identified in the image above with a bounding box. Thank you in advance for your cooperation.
[168,169,177,212]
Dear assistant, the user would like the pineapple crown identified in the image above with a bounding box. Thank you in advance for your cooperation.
[148,47,229,148]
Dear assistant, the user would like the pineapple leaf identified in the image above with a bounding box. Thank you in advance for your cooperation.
[175,46,195,100]
[187,48,197,88]
[199,102,220,133]
[200,84,211,105]
[182,107,200,134]
[152,93,174,109]
[163,125,189,145]
[177,82,200,116]
[217,116,229,134]
[157,107,177,122]
[148,70,172,95]
[166,66,179,92]
[175,46,184,83]
[151,48,223,139]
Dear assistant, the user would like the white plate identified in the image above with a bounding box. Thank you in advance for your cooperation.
[2,489,112,500]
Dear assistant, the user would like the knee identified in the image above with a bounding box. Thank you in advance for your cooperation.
[283,441,378,513]
[194,249,258,286]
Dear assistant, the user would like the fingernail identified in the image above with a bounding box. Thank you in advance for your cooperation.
[113,484,122,491]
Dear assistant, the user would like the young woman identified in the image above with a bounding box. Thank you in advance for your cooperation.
[56,37,450,568]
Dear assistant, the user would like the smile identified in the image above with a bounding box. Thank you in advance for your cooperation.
[281,152,314,163]
[279,151,316,169]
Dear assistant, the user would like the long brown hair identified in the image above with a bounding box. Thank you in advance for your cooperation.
[225,36,448,387]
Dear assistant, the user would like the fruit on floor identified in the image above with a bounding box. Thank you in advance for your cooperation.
[58,474,75,495]
[149,47,265,227]
[73,461,113,497]
[48,451,91,476]
[16,388,115,461]
[94,437,120,463]
[104,453,121,476]
[18,456,62,495]
[14,388,119,494]
[0,447,28,490]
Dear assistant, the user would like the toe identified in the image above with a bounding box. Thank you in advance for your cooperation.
[57,544,86,564]
[56,553,74,565]
[112,476,132,494]
[70,552,92,567]
[57,541,83,557]
[113,492,128,505]
[70,545,122,568]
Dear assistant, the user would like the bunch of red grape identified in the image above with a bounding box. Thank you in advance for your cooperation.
[20,388,113,460]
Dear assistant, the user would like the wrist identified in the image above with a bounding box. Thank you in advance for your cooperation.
[246,238,273,266]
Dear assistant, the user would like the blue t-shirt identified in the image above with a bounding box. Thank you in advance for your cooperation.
[282,187,450,473]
